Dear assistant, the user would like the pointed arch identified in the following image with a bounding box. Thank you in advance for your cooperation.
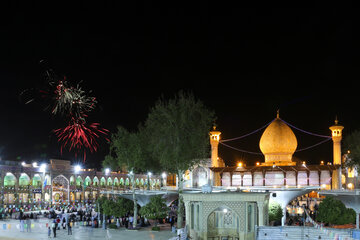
[19,173,30,186]
[100,177,106,186]
[69,176,75,185]
[93,176,99,186]
[32,174,42,187]
[4,173,16,186]
[76,176,83,186]
[84,176,92,186]
[107,177,112,186]
[113,177,119,186]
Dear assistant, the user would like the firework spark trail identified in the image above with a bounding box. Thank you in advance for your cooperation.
[21,67,109,161]
[54,119,109,161]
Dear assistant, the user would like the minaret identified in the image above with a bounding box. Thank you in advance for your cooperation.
[330,117,344,189]
[209,126,221,167]
[209,126,222,186]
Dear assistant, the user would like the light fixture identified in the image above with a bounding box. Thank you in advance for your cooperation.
[238,162,243,168]
[32,162,38,168]
[105,168,110,175]
[162,172,167,178]
[223,208,228,213]
[74,165,81,173]
[39,163,46,172]
[256,162,260,166]
[21,161,26,166]
[148,172,152,176]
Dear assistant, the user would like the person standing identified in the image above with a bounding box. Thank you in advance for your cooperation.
[48,226,51,238]
[20,216,24,232]
[26,217,31,232]
[67,221,72,235]
[52,220,57,238]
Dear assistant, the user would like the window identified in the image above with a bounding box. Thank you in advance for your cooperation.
[196,204,200,230]
[191,204,194,229]
[248,204,252,232]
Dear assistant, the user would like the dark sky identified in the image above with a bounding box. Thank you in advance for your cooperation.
[0,5,359,169]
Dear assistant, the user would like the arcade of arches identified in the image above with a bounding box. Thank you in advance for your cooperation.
[0,159,163,205]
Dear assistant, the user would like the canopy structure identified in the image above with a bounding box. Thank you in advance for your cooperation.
[100,189,179,206]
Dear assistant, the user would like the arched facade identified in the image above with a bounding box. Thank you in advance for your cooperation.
[0,159,163,206]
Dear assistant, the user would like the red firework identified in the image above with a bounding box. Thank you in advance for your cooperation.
[54,118,109,161]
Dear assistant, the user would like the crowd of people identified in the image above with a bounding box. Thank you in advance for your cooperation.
[0,202,180,238]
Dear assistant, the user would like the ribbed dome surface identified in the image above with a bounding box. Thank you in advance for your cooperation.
[259,118,297,155]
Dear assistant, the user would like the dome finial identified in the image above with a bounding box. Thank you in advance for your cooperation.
[335,115,339,125]
[277,109,280,118]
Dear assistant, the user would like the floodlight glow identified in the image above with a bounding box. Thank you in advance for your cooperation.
[21,161,26,166]
[105,168,110,175]
[162,172,167,178]
[32,162,38,168]
[148,172,152,176]
[40,163,46,172]
[74,165,81,173]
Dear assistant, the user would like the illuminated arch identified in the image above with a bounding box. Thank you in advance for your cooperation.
[107,177,112,186]
[100,177,106,186]
[19,173,30,186]
[32,174,42,187]
[84,176,92,186]
[113,177,119,186]
[76,176,83,186]
[93,176,99,186]
[4,173,16,186]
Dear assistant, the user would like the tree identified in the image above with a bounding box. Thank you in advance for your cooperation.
[316,196,356,225]
[144,91,215,228]
[103,126,150,229]
[268,201,283,223]
[111,197,134,218]
[343,129,360,169]
[139,195,168,229]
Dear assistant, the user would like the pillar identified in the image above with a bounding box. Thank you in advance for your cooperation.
[257,202,265,226]
[357,212,360,229]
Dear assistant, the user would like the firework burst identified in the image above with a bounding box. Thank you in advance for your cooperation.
[21,67,109,161]
[54,118,109,160]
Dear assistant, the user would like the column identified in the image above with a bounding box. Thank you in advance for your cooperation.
[257,202,265,226]
[281,203,287,226]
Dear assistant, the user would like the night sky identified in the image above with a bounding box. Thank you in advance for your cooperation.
[0,5,359,169]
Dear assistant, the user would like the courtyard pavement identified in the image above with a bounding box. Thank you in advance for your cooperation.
[0,218,177,240]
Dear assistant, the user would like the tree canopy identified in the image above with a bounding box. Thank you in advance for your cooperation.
[316,196,356,225]
[139,195,168,227]
[144,91,215,174]
[343,129,360,169]
[268,201,283,223]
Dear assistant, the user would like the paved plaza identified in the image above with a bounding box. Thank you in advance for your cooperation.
[0,218,177,240]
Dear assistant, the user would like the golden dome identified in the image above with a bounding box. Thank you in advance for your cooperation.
[259,114,297,165]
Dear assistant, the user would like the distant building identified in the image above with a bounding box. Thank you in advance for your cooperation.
[187,113,355,193]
